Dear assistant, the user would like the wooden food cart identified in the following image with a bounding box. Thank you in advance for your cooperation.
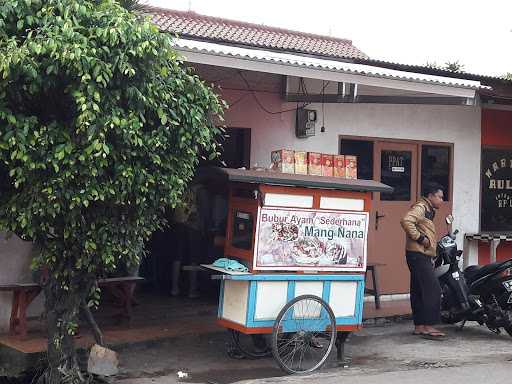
[200,167,392,374]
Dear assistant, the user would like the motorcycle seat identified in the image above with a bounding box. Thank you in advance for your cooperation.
[464,262,509,283]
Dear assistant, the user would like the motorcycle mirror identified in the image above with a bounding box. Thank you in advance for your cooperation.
[445,214,454,225]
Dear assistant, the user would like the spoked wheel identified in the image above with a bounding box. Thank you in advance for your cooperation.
[229,329,272,358]
[271,295,336,374]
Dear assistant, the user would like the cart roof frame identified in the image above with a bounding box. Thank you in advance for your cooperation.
[200,167,393,193]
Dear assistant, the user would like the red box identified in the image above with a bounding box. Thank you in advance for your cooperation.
[294,151,308,175]
[307,152,322,176]
[321,154,334,177]
[271,149,295,173]
[333,155,346,177]
[345,155,358,179]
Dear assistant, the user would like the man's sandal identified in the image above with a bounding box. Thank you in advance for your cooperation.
[421,331,446,341]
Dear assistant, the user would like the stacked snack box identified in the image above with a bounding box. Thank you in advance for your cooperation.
[271,149,295,174]
[345,155,358,179]
[321,154,334,177]
[333,155,346,177]
[307,152,322,176]
[270,150,357,179]
[294,151,308,175]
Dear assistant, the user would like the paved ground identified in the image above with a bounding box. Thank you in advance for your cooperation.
[115,320,512,384]
[236,362,512,384]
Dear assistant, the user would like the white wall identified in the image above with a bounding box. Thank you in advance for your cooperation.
[0,233,43,333]
[229,101,481,264]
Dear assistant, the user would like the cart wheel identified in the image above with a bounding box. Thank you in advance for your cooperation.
[271,295,336,374]
[229,329,272,359]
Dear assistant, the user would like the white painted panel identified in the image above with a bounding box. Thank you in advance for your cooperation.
[293,282,324,318]
[222,280,249,325]
[264,193,313,208]
[320,197,364,211]
[294,281,324,299]
[254,281,288,320]
[329,281,358,317]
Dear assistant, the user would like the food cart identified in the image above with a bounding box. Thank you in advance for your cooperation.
[200,167,392,374]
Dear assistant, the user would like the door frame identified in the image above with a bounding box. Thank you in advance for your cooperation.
[339,135,454,203]
[339,135,454,293]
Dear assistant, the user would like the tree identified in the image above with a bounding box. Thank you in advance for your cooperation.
[424,60,465,73]
[119,0,147,12]
[444,60,465,73]
[0,0,224,382]
[424,61,441,70]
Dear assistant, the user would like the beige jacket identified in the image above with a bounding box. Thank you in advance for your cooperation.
[400,197,437,257]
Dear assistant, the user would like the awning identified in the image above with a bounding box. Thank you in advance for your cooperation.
[174,38,485,99]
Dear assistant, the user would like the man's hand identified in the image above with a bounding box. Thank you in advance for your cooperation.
[421,237,430,247]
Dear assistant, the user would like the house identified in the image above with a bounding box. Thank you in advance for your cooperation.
[147,6,512,295]
[2,5,512,334]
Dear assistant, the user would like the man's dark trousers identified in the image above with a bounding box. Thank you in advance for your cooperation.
[406,250,441,325]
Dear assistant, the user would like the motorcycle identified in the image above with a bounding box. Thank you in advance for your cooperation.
[434,215,512,336]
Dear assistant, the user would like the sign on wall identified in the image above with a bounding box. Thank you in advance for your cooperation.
[254,207,368,271]
[481,148,512,232]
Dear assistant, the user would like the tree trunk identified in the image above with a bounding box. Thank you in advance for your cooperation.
[40,276,92,384]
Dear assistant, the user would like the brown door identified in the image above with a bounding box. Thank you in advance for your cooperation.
[369,142,418,294]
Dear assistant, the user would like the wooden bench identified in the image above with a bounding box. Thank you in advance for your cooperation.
[97,276,144,321]
[0,283,42,338]
[0,276,143,338]
[365,263,384,309]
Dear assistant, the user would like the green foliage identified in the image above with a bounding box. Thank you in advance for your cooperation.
[424,60,465,73]
[0,0,225,287]
[119,0,147,12]
[444,60,464,73]
[425,61,441,70]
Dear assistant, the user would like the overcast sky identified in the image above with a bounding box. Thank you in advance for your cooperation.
[146,0,511,77]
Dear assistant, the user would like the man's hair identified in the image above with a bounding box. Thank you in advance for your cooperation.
[422,182,444,197]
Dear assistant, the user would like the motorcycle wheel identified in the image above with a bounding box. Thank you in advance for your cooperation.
[440,283,454,324]
[504,311,512,337]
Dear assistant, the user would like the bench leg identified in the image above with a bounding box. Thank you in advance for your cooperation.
[371,267,381,309]
[110,283,135,324]
[9,291,21,336]
[17,291,29,338]
[123,282,135,322]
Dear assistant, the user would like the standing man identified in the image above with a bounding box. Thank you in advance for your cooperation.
[400,182,445,339]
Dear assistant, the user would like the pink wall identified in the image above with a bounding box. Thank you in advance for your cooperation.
[221,88,295,168]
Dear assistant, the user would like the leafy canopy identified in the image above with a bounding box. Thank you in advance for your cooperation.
[0,0,225,285]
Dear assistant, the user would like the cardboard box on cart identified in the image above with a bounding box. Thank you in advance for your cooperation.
[271,149,295,173]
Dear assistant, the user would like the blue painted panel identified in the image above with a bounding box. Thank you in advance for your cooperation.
[226,274,364,282]
[355,279,365,323]
[246,280,258,327]
[228,277,365,330]
[287,280,296,303]
[218,280,225,318]
[322,281,331,303]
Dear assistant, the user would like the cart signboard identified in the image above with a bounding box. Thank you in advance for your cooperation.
[254,207,368,272]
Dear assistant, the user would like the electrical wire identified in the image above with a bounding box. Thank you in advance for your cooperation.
[236,70,308,114]
[215,68,333,112]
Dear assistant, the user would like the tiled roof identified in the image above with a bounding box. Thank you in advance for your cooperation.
[144,6,368,61]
